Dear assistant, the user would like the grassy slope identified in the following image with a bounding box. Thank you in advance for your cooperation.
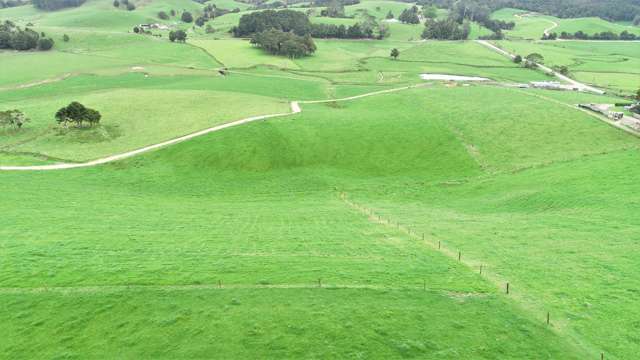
[1,85,610,358]
[492,8,640,40]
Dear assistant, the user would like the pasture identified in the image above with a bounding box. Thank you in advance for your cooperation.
[2,0,640,358]
[496,40,640,94]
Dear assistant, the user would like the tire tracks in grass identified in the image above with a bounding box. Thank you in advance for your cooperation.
[0,283,488,296]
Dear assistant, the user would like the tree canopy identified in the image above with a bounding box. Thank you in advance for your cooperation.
[181,11,193,23]
[232,10,312,37]
[250,29,316,58]
[55,102,101,128]
[169,29,187,42]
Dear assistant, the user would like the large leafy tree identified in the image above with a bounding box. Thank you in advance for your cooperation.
[55,102,102,128]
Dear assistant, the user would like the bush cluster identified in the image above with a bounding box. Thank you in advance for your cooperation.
[0,21,54,51]
[421,19,470,40]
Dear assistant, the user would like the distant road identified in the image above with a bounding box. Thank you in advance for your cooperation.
[476,40,605,94]
[0,85,425,171]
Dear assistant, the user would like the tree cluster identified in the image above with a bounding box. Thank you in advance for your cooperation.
[0,110,29,130]
[0,0,27,9]
[250,29,316,58]
[33,0,85,10]
[398,6,420,24]
[320,0,345,18]
[0,21,55,51]
[232,9,312,37]
[545,30,639,41]
[113,0,134,10]
[421,18,470,40]
[55,102,101,128]
[634,15,640,26]
[169,29,187,42]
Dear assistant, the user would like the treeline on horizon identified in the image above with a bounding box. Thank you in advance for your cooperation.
[32,0,85,10]
[421,0,640,22]
[543,30,640,40]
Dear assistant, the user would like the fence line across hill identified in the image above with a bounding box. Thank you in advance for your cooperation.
[335,191,587,352]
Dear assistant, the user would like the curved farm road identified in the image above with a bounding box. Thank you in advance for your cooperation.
[476,40,605,94]
[543,19,558,36]
[0,84,424,171]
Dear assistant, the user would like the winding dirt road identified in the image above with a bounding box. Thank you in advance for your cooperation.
[0,84,425,171]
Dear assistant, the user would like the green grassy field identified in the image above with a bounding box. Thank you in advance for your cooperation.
[2,0,640,358]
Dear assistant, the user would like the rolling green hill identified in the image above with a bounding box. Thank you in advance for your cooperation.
[2,0,640,358]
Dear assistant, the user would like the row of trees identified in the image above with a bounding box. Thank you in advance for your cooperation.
[250,29,316,58]
[309,21,388,39]
[55,102,101,128]
[0,110,29,130]
[421,18,470,40]
[32,0,85,10]
[543,30,639,41]
[0,21,55,51]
